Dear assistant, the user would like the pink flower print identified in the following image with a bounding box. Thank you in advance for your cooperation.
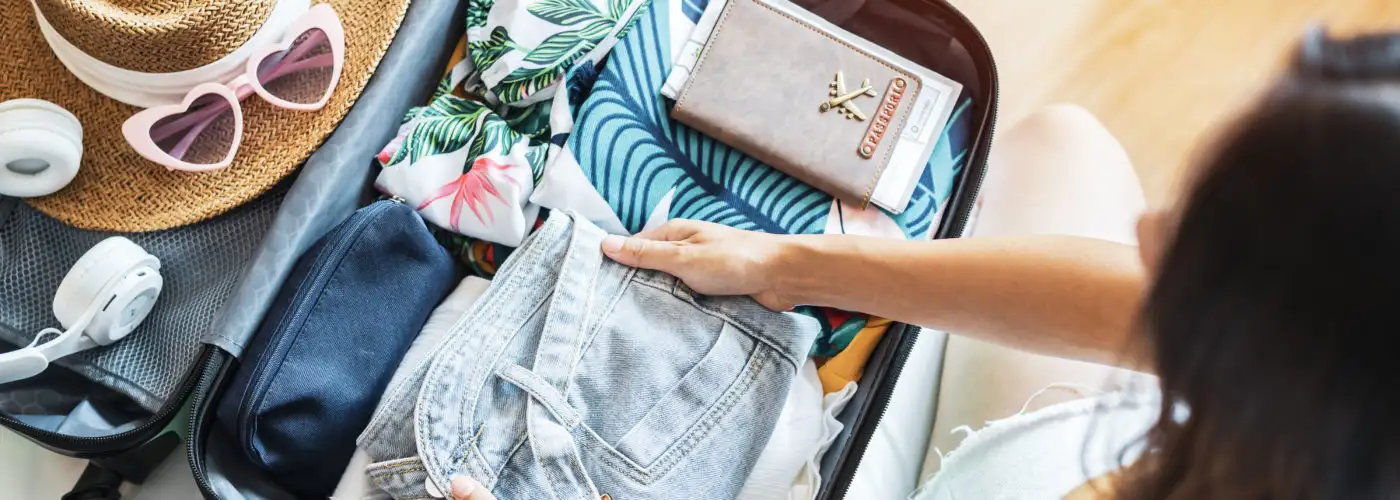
[377,131,406,166]
[416,157,521,231]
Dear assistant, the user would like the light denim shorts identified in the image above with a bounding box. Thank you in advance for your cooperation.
[358,211,819,499]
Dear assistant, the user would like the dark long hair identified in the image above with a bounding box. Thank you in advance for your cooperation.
[1118,29,1400,499]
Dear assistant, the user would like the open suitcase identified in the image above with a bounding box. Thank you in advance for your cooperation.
[0,0,997,497]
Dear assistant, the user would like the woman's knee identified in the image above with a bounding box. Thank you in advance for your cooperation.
[976,104,1145,242]
[1014,104,1107,138]
[997,104,1131,177]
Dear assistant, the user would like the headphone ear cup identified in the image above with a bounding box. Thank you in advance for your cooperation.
[53,237,162,337]
[54,237,132,330]
[86,266,163,345]
[0,99,82,198]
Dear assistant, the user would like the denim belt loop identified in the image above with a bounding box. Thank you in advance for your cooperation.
[498,214,606,500]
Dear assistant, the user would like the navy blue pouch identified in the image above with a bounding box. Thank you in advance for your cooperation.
[215,199,456,497]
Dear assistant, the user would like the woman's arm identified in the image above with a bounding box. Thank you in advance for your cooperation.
[602,220,1148,369]
[776,232,1147,368]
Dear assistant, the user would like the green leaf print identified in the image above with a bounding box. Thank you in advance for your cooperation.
[431,77,454,101]
[527,0,605,26]
[523,30,584,65]
[493,18,613,102]
[469,26,519,77]
[493,56,578,103]
[466,112,527,161]
[525,145,547,184]
[608,0,632,20]
[467,0,495,27]
[501,101,552,140]
[522,19,611,65]
[386,96,490,166]
[612,0,647,39]
[576,16,619,43]
[481,0,651,103]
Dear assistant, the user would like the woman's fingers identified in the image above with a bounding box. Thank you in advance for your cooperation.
[601,235,685,270]
[451,476,496,500]
[634,219,705,242]
[449,476,606,500]
[602,219,723,269]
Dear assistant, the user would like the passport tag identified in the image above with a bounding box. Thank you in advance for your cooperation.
[872,64,961,213]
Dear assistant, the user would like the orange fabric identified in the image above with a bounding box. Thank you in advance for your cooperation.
[816,317,892,393]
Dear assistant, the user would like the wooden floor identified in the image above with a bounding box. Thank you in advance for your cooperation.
[945,0,1400,204]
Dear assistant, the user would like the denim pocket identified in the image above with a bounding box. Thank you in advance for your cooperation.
[566,278,760,472]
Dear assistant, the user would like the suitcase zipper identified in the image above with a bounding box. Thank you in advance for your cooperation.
[232,200,398,461]
[822,0,1000,496]
[0,349,209,453]
[188,349,224,498]
[934,47,998,238]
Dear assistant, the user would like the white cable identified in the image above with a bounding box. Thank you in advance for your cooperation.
[0,307,96,385]
[25,328,66,348]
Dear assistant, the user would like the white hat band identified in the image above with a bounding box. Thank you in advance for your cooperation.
[29,0,310,109]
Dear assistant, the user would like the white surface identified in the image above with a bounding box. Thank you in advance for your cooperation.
[0,426,201,499]
[842,329,949,500]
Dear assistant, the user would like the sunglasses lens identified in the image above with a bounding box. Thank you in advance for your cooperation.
[256,28,337,106]
[149,93,238,165]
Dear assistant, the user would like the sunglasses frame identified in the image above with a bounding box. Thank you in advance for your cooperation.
[122,3,346,172]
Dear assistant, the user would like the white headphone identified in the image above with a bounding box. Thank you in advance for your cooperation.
[0,99,83,198]
[0,237,162,385]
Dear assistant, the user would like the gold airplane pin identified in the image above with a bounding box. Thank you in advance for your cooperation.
[819,71,877,121]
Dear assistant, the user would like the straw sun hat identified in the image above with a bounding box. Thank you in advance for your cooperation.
[1,0,410,232]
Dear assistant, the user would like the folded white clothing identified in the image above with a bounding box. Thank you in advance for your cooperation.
[738,359,857,500]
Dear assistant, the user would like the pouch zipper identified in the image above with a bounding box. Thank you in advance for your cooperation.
[823,0,999,497]
[232,199,398,459]
[189,198,405,498]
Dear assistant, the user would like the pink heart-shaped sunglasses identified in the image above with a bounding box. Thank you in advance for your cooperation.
[122,3,345,172]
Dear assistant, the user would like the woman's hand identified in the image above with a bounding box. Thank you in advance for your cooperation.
[450,477,493,500]
[448,476,606,500]
[601,220,798,310]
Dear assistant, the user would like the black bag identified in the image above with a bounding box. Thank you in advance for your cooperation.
[215,200,456,498]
